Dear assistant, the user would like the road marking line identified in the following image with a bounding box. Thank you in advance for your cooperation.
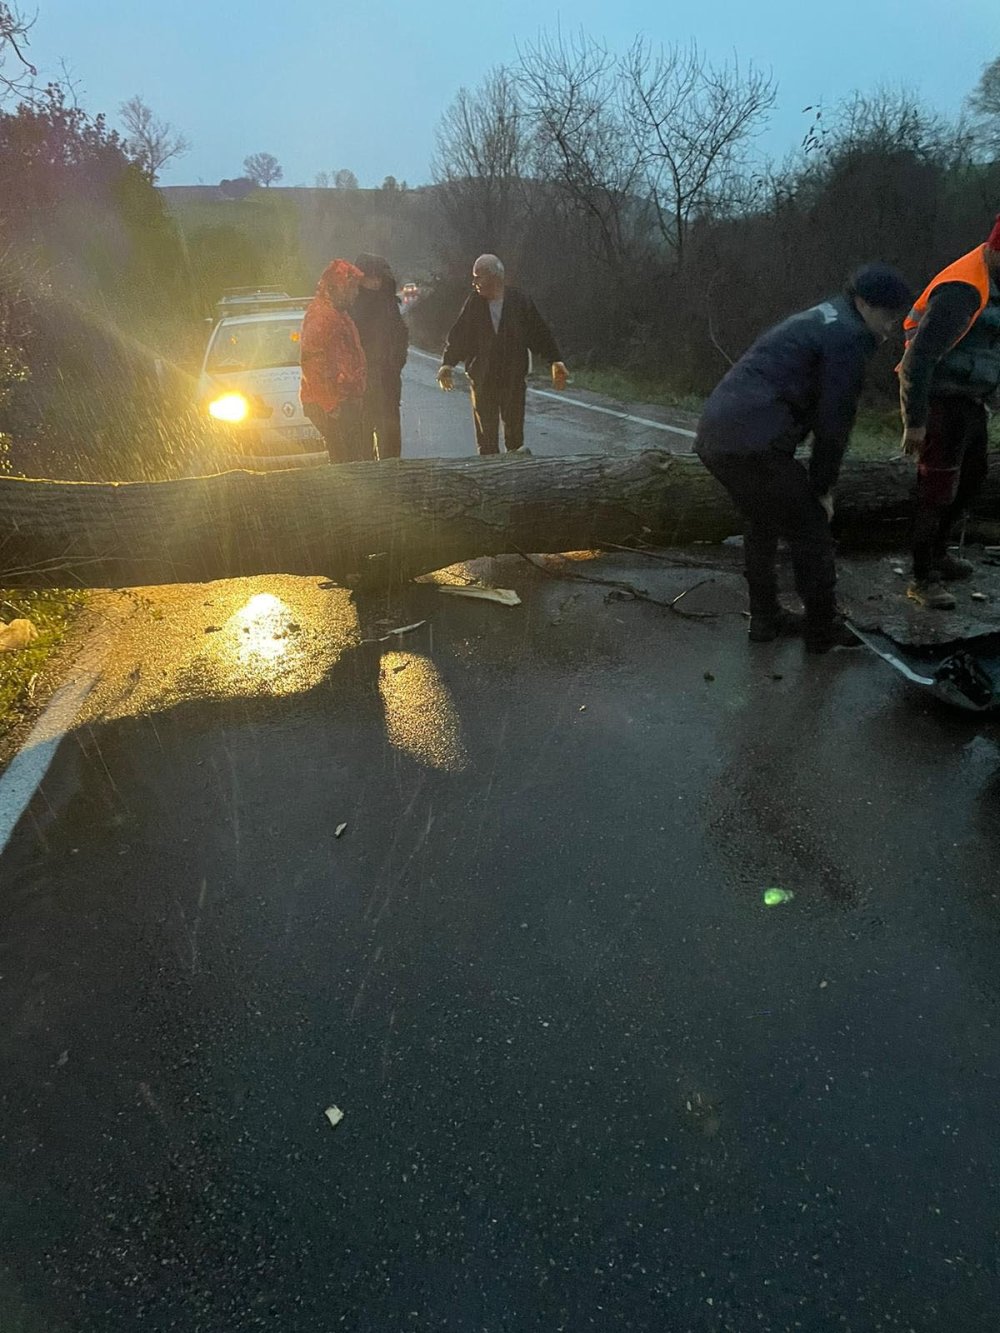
[0,671,99,854]
[0,607,123,857]
[408,348,697,440]
[527,387,697,437]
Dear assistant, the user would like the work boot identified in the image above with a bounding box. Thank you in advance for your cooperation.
[907,579,957,610]
[803,616,861,654]
[935,552,975,581]
[748,608,805,642]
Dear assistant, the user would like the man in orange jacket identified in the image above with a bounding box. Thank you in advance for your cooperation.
[899,215,1000,608]
[300,260,368,464]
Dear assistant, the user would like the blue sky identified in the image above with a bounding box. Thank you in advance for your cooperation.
[22,0,999,187]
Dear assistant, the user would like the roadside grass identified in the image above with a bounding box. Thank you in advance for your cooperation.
[0,590,85,733]
[558,367,704,415]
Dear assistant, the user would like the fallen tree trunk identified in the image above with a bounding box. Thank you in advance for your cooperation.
[1,450,999,589]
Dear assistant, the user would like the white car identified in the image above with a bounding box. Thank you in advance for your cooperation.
[197,293,326,469]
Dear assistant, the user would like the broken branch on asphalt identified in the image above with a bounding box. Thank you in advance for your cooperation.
[517,551,720,620]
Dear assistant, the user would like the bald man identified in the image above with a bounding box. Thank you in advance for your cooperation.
[437,254,567,454]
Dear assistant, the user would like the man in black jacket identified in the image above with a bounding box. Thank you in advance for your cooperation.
[352,253,408,460]
[437,254,567,454]
[695,264,912,653]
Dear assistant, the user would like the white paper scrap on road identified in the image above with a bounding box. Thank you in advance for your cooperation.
[324,1106,345,1129]
[362,620,427,645]
[437,586,522,607]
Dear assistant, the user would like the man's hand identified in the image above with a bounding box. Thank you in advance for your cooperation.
[817,492,835,522]
[901,425,926,457]
[551,361,568,391]
[437,366,454,392]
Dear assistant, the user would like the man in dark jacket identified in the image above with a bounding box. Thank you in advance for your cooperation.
[695,264,912,653]
[436,254,567,454]
[352,253,408,460]
[899,215,1000,609]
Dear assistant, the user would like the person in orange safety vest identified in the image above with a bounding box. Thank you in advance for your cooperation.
[899,216,1000,609]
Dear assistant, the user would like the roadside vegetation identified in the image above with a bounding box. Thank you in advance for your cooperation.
[0,589,84,731]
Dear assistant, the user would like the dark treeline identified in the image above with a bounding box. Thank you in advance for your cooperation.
[422,36,1000,410]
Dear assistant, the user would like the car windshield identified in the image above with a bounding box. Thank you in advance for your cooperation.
[206,317,304,372]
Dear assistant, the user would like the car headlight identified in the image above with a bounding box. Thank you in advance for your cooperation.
[208,392,250,423]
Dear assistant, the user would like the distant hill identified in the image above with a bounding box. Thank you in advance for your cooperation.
[159,185,442,289]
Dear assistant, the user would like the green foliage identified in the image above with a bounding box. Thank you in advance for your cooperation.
[0,88,199,480]
[174,192,308,312]
[0,588,84,731]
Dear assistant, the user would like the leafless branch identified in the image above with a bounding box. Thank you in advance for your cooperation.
[0,3,38,103]
[120,95,190,181]
[517,551,721,620]
[622,39,775,267]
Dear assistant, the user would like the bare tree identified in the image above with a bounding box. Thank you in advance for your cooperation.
[0,3,36,102]
[314,170,330,188]
[516,33,644,269]
[621,40,776,267]
[432,67,533,257]
[243,152,283,187]
[334,169,359,189]
[967,55,1000,157]
[119,95,190,181]
[812,88,961,164]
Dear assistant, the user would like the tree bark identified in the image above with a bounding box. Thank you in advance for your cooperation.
[1,451,998,590]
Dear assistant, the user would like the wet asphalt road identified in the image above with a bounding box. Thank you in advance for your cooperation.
[2,372,1000,1332]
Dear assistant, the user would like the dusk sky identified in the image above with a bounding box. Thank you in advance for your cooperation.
[22,0,999,188]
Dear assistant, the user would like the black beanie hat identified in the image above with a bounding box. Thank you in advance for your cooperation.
[354,252,393,281]
[847,263,912,311]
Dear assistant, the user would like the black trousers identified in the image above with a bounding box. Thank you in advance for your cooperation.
[470,377,526,455]
[364,369,402,461]
[699,450,837,624]
[912,396,989,579]
[304,400,366,464]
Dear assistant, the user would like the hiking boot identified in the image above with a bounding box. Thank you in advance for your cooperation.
[804,616,861,654]
[748,608,805,642]
[907,579,957,610]
[935,552,975,581]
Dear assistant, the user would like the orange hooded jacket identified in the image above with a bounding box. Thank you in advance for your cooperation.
[300,260,367,412]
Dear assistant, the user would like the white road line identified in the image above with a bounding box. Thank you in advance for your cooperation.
[0,606,123,857]
[527,387,697,438]
[0,669,100,854]
[408,348,698,441]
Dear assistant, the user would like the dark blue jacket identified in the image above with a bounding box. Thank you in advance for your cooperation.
[695,295,880,495]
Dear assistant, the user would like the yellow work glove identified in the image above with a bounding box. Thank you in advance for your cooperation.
[551,361,568,390]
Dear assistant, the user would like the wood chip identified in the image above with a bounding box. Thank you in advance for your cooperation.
[437,585,521,607]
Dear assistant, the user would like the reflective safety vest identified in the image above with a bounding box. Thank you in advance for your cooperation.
[903,244,992,354]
